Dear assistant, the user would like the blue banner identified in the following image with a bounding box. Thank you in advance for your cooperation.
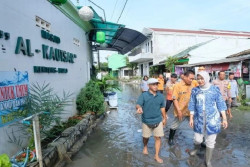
[0,71,29,127]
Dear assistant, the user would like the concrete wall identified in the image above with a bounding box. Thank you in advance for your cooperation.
[0,0,92,155]
[153,32,214,64]
[138,62,151,77]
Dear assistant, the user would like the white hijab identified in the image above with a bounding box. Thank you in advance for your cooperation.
[197,71,211,89]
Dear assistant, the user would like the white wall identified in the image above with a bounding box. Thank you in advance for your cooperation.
[153,32,215,64]
[0,0,91,155]
[189,37,250,64]
[138,62,150,77]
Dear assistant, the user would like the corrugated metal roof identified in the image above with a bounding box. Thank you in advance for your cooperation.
[227,49,250,58]
[188,38,250,64]
[173,39,215,59]
[176,55,250,67]
[149,28,250,37]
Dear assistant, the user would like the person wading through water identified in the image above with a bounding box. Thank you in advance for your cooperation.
[136,78,167,164]
[165,73,178,113]
[168,70,198,146]
[189,71,228,167]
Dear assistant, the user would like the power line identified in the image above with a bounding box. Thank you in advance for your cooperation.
[117,0,128,23]
[111,0,119,21]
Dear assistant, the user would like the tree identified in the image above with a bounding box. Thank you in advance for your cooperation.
[126,56,138,76]
[165,56,178,72]
[96,62,109,72]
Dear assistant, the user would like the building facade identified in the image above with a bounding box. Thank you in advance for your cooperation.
[129,28,250,76]
[0,0,93,155]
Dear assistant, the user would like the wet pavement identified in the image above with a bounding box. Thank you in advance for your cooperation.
[67,83,250,167]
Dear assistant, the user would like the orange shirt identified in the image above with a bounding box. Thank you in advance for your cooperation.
[157,78,164,91]
[192,80,199,87]
[172,80,198,117]
[166,81,176,100]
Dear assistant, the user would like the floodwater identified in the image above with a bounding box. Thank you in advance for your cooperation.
[67,83,250,167]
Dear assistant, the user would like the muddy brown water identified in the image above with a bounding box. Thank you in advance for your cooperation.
[67,83,250,167]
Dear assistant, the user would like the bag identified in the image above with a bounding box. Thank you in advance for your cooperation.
[146,123,160,129]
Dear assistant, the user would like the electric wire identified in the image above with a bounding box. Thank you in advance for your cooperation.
[117,0,128,23]
[111,0,119,21]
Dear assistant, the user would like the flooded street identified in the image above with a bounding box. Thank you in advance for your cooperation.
[67,83,250,167]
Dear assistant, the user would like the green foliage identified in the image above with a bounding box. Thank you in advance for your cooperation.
[42,115,83,145]
[76,80,105,115]
[237,78,248,105]
[18,82,72,133]
[165,56,178,72]
[96,62,109,72]
[126,56,138,75]
[0,154,11,167]
[238,105,250,111]
[96,74,121,93]
[7,82,72,147]
[149,66,160,77]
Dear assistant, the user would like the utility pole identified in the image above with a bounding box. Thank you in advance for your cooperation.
[97,50,100,70]
[33,115,43,167]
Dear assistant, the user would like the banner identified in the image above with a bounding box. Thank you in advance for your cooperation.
[204,63,230,73]
[229,62,242,77]
[175,67,184,75]
[0,71,29,127]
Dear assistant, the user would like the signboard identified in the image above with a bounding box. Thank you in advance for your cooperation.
[175,67,184,75]
[229,62,242,77]
[0,71,29,127]
[204,62,242,77]
[204,63,230,73]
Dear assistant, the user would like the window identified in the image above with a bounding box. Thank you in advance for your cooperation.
[36,16,51,32]
[151,40,153,53]
[124,70,133,76]
[147,42,150,52]
[73,38,80,47]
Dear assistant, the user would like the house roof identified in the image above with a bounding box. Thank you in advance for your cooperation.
[173,39,215,59]
[176,54,250,67]
[187,38,250,64]
[149,28,250,37]
[227,49,250,58]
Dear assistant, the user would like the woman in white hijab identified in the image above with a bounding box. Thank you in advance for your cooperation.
[188,71,228,167]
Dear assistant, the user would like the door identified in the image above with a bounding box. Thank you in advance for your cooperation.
[140,64,143,77]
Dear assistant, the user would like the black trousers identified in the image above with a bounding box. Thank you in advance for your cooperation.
[158,90,163,94]
[165,100,173,112]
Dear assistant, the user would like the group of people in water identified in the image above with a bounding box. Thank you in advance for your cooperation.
[136,69,239,166]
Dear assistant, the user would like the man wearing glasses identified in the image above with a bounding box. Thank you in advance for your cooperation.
[136,78,167,164]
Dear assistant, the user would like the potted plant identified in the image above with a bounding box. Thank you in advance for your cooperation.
[96,74,121,107]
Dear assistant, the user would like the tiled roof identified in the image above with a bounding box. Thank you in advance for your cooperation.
[149,28,250,37]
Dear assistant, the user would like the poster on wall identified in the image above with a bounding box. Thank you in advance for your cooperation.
[175,67,184,75]
[229,62,242,77]
[0,71,29,127]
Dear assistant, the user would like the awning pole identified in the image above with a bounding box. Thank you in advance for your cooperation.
[98,50,100,70]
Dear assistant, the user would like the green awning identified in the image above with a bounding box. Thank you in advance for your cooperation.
[84,6,147,54]
[88,6,125,44]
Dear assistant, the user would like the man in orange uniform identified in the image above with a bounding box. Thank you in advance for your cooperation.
[165,73,178,112]
[157,74,165,94]
[168,70,198,145]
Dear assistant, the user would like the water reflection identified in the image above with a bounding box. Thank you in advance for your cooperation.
[67,83,250,167]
